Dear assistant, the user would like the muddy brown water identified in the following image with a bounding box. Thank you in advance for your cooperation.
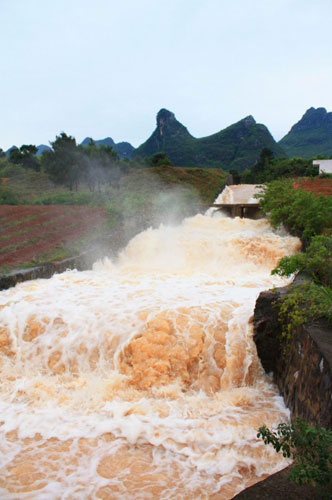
[0,203,301,498]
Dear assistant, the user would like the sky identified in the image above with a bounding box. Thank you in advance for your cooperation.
[1,0,332,150]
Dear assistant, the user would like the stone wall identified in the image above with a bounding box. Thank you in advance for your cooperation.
[0,250,99,291]
[253,286,332,429]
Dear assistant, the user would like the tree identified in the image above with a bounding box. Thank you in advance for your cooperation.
[228,169,241,184]
[147,152,172,167]
[43,133,80,190]
[9,144,39,170]
[247,148,275,183]
[79,141,120,192]
[259,147,274,165]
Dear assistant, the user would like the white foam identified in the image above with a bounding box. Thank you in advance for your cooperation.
[0,213,300,498]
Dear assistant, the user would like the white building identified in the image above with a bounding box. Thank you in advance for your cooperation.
[313,159,332,174]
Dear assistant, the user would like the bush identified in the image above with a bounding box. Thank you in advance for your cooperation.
[262,182,332,353]
[275,282,332,346]
[0,187,19,204]
[258,419,332,498]
[272,234,332,287]
[0,163,26,177]
[258,179,332,244]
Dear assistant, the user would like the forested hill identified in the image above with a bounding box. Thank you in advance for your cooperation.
[134,109,284,171]
[279,107,332,158]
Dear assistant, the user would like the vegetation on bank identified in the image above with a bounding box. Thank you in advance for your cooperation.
[258,178,332,244]
[258,178,332,331]
[258,419,332,498]
[257,179,332,496]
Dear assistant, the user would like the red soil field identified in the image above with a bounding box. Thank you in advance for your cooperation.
[0,205,109,269]
[293,177,332,196]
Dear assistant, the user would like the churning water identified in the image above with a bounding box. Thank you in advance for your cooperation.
[0,208,301,498]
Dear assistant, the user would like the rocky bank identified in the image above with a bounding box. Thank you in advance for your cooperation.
[233,281,332,499]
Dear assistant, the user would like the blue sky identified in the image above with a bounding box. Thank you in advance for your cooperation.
[1,0,332,149]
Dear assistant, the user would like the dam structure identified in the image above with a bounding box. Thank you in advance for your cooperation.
[208,184,263,219]
[0,186,300,499]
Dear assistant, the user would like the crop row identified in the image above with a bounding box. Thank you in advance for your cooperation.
[0,205,109,269]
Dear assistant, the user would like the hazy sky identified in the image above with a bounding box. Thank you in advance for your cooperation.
[1,0,332,150]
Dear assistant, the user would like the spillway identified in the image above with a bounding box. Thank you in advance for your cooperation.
[0,210,301,498]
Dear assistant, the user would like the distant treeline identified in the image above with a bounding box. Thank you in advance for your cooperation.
[1,134,331,195]
[0,134,173,192]
[229,147,331,184]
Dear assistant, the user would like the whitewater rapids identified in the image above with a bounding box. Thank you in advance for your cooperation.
[0,213,301,499]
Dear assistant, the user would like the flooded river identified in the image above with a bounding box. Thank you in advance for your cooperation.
[0,205,300,498]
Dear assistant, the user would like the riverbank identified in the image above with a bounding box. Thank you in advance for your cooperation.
[233,278,332,500]
[232,465,321,499]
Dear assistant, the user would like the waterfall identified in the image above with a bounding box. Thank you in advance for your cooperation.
[0,204,301,498]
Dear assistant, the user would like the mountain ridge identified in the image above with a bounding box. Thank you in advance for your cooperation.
[5,106,332,168]
[135,109,284,171]
[279,107,332,157]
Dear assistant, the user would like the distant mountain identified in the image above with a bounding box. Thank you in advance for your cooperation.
[5,145,18,157]
[135,109,284,171]
[279,107,332,158]
[81,136,115,147]
[36,144,51,155]
[80,137,134,158]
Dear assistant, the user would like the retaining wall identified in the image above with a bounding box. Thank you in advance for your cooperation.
[253,286,332,429]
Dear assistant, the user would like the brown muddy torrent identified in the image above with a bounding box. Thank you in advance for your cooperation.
[0,213,300,499]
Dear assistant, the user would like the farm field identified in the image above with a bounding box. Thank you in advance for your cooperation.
[293,177,332,196]
[0,205,109,272]
[0,165,228,274]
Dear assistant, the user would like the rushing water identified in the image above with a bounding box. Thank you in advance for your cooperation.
[0,208,301,499]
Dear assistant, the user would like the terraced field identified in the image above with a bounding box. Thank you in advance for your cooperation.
[0,205,109,270]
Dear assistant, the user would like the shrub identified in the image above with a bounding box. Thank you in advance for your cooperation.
[0,187,19,205]
[275,282,332,347]
[272,234,332,287]
[258,180,332,244]
[0,163,25,177]
[258,419,332,498]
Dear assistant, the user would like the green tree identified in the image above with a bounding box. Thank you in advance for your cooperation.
[228,168,241,184]
[43,133,80,190]
[259,147,274,164]
[246,147,274,183]
[9,144,39,170]
[147,152,172,167]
